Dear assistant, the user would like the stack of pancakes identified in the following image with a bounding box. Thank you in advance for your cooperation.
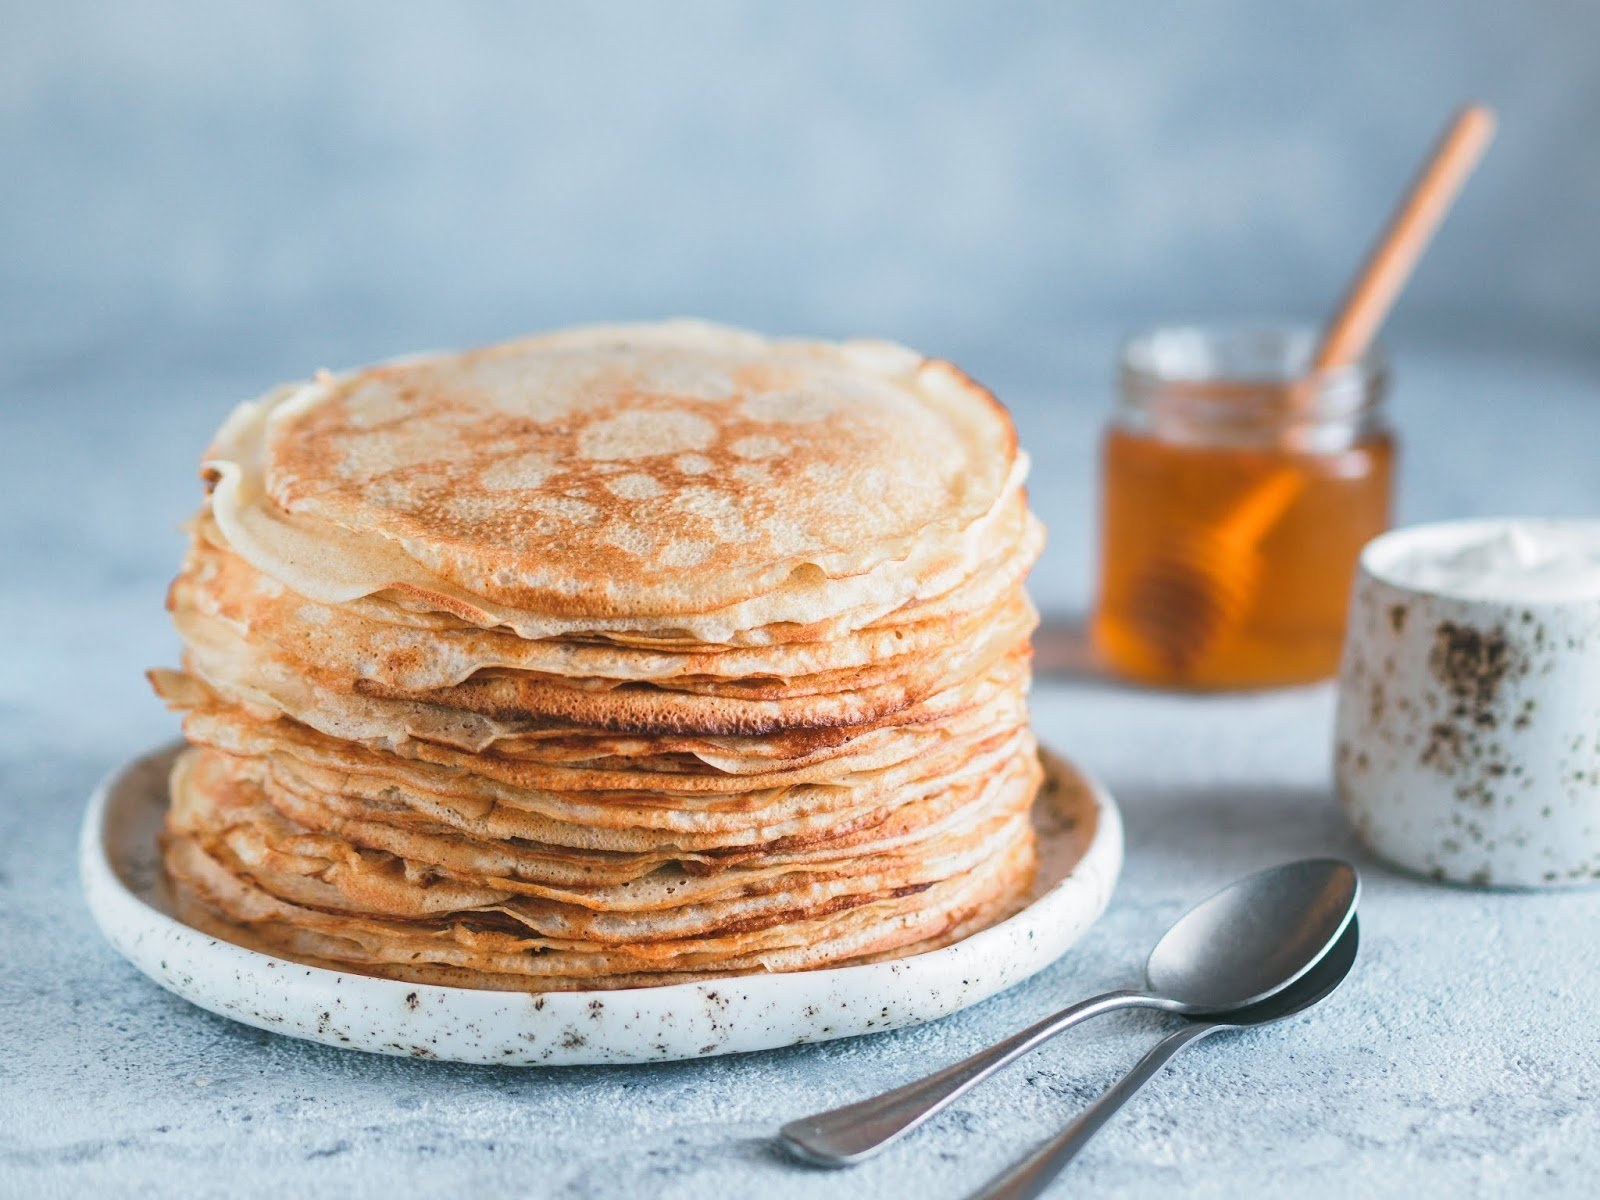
[152,321,1046,990]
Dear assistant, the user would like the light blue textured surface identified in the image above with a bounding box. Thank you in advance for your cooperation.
[5,5,1600,1196]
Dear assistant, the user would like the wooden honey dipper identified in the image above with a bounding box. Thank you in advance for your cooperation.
[1128,104,1497,676]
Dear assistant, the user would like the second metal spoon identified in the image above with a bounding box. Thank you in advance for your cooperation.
[779,858,1358,1166]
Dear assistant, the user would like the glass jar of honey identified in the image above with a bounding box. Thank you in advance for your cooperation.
[1091,325,1395,690]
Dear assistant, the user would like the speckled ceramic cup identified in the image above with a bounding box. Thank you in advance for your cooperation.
[1335,520,1600,888]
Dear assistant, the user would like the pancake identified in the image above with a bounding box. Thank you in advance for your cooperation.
[173,524,1044,700]
[202,323,1029,642]
[157,663,1032,794]
[170,561,1039,739]
[152,320,1046,991]
[167,746,1038,921]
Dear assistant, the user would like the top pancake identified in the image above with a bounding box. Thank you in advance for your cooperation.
[203,321,1025,638]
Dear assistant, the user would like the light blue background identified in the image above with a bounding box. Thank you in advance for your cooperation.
[5,10,1600,1198]
[4,0,1597,369]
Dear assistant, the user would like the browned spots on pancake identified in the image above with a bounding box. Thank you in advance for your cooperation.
[255,327,1019,617]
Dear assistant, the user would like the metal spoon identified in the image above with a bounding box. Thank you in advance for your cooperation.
[779,858,1358,1166]
[967,919,1360,1200]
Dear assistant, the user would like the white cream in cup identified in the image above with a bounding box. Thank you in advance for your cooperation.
[1335,518,1600,888]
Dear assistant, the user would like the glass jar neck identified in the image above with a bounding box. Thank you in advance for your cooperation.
[1116,325,1389,452]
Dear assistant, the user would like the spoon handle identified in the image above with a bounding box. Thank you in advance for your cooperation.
[779,989,1154,1166]
[966,1020,1224,1200]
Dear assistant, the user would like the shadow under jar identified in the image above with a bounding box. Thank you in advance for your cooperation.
[1092,325,1396,690]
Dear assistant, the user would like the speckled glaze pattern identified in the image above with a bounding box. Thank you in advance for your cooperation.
[80,741,1123,1066]
[1335,524,1600,888]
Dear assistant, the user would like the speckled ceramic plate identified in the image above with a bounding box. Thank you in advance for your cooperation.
[80,740,1122,1066]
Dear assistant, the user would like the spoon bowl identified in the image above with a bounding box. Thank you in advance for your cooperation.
[1148,857,1359,1012]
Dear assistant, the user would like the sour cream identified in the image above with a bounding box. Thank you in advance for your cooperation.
[1370,518,1600,603]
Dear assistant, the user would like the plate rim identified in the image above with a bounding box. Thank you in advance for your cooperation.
[80,739,1122,1066]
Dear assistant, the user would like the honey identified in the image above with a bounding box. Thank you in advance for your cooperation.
[1091,326,1396,690]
